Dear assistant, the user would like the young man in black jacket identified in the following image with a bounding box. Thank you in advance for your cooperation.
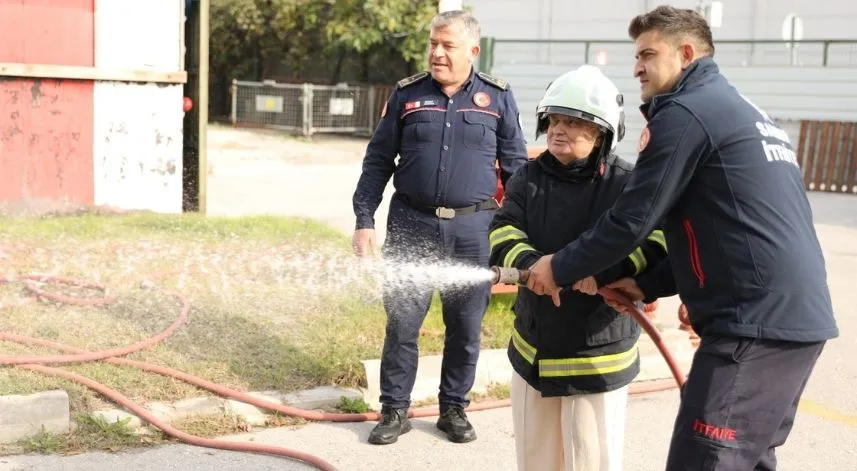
[489,64,668,471]
[525,6,839,470]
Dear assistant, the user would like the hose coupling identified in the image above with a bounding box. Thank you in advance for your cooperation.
[489,266,530,285]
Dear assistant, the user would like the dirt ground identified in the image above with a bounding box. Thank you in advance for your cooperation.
[206,125,388,242]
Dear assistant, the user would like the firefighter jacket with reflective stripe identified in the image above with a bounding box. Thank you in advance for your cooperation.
[488,151,668,397]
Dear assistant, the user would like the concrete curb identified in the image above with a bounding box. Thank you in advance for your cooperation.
[87,386,365,433]
[0,390,70,444]
[0,386,362,444]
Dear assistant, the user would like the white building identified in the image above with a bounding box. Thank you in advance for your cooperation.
[468,0,857,42]
[467,0,857,69]
[458,1,857,192]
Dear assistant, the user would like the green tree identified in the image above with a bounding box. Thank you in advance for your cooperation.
[210,0,439,82]
[324,0,439,67]
[209,0,329,81]
[207,0,454,115]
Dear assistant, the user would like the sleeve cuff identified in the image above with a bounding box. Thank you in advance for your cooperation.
[355,216,375,230]
[635,272,660,304]
[550,246,577,286]
[516,252,542,271]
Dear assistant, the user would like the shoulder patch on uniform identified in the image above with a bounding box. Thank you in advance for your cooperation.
[396,72,429,89]
[477,71,509,90]
[638,126,650,153]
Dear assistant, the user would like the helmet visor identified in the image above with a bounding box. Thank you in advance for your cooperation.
[537,105,614,134]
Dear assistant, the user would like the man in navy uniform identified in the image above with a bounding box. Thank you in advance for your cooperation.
[525,6,838,469]
[351,9,528,446]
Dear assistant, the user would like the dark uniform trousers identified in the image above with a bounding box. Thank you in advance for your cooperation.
[666,334,825,470]
[379,194,494,411]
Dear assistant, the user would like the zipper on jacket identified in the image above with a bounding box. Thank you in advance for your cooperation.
[683,219,706,288]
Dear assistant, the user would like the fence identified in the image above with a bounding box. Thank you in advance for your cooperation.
[797,121,857,193]
[479,39,857,71]
[230,80,391,136]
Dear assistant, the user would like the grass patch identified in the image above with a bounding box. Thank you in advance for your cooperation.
[2,414,166,456]
[171,413,253,438]
[336,395,371,413]
[0,211,516,454]
[412,381,511,408]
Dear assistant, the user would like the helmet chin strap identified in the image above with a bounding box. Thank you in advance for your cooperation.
[582,132,614,181]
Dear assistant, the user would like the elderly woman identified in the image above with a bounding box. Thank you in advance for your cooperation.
[488,65,667,471]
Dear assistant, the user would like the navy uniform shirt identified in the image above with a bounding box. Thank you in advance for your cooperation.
[352,68,529,230]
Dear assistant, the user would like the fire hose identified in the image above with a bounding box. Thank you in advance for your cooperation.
[0,269,687,471]
[488,266,688,388]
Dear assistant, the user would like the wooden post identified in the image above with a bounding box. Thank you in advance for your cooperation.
[197,0,210,215]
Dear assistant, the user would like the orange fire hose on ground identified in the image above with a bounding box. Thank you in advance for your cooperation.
[0,272,688,471]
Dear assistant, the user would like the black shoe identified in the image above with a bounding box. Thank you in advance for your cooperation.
[368,406,412,445]
[436,404,477,443]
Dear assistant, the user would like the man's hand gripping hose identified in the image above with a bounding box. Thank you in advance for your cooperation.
[1,272,686,471]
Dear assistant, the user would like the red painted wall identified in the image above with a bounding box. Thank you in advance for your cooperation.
[0,0,95,205]
[0,79,94,203]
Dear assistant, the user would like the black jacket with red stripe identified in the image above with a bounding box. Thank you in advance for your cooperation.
[550,57,839,343]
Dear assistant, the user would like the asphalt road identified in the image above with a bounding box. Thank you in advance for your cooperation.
[2,386,854,471]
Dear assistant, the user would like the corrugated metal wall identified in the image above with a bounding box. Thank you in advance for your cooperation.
[467,0,857,44]
[494,63,857,172]
[490,39,857,69]
[479,0,857,194]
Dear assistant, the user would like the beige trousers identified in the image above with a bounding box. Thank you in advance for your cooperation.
[511,371,629,471]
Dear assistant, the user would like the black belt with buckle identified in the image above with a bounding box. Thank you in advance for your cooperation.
[398,195,499,219]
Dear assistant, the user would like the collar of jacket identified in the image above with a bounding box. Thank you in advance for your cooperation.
[639,56,719,121]
[537,150,600,184]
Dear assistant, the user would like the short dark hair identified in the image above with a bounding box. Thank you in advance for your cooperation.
[628,5,715,56]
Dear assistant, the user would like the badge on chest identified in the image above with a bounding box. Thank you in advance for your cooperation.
[404,99,438,110]
[473,92,491,107]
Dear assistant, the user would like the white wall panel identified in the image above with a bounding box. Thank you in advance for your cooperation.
[93,83,184,213]
[95,0,184,71]
[92,0,185,213]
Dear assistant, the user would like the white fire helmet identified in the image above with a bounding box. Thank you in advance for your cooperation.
[535,65,626,152]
